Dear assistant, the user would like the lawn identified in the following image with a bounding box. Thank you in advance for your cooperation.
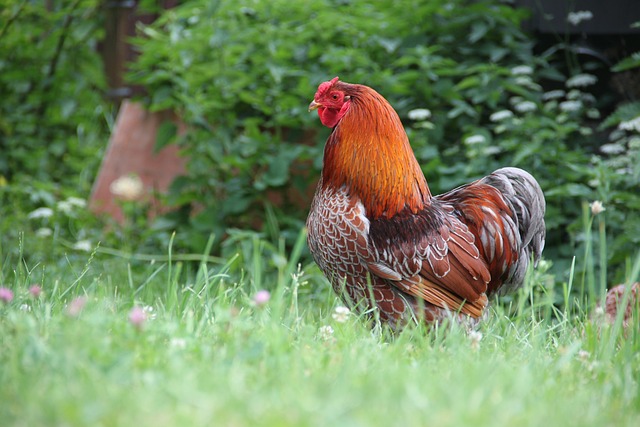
[2,1,640,425]
[1,231,639,427]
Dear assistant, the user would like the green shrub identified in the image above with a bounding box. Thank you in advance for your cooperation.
[129,0,639,285]
[0,0,109,187]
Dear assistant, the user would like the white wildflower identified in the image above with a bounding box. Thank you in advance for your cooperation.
[567,10,593,26]
[57,197,86,214]
[514,76,541,90]
[514,101,537,113]
[318,325,334,341]
[600,143,625,155]
[464,134,486,145]
[577,349,590,362]
[57,200,74,214]
[579,127,593,136]
[332,306,351,323]
[143,305,157,320]
[20,303,31,312]
[566,73,597,88]
[170,338,187,349]
[483,146,502,156]
[559,100,582,112]
[65,197,86,208]
[590,200,605,215]
[469,330,483,350]
[35,227,52,238]
[586,108,601,119]
[618,116,640,133]
[490,110,514,122]
[407,108,432,121]
[73,240,93,252]
[542,90,565,101]
[110,174,144,201]
[511,65,533,75]
[27,207,54,220]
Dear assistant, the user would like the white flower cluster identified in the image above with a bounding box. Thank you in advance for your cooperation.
[542,90,565,101]
[318,325,334,341]
[511,65,533,76]
[618,116,640,133]
[28,207,54,219]
[58,197,86,214]
[464,135,486,145]
[331,306,351,323]
[407,108,432,121]
[489,110,514,122]
[566,73,597,88]
[514,101,537,113]
[567,10,593,26]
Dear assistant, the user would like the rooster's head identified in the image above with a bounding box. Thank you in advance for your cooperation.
[309,77,353,128]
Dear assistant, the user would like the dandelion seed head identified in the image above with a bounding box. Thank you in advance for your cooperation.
[110,174,144,201]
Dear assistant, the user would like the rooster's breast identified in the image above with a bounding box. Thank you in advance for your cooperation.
[306,184,371,297]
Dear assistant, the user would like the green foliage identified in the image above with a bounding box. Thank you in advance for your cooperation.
[128,0,537,246]
[128,0,639,285]
[0,0,109,186]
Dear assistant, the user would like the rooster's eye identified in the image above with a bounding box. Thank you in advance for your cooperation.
[332,94,339,100]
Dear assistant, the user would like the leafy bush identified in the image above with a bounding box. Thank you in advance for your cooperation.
[0,0,109,187]
[129,0,639,284]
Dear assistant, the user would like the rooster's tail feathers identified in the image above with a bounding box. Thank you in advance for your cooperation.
[480,167,546,291]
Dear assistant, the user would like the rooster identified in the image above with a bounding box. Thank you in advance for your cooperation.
[306,77,546,327]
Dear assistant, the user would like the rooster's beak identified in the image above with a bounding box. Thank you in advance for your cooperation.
[308,100,321,112]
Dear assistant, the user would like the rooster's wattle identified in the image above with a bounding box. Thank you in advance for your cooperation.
[306,77,546,327]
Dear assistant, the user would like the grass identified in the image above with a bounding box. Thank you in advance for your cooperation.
[1,227,639,427]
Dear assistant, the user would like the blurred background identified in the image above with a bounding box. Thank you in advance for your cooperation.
[1,0,639,295]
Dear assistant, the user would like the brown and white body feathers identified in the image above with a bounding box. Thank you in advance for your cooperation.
[306,78,546,327]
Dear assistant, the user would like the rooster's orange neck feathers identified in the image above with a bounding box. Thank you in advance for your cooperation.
[322,84,431,219]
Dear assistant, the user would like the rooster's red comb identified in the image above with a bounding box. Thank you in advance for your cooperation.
[315,77,340,99]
